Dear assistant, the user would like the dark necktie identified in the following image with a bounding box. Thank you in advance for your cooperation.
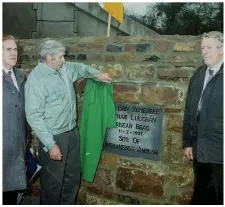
[6,71,14,85]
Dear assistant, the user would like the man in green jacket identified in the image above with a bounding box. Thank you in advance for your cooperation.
[25,39,112,205]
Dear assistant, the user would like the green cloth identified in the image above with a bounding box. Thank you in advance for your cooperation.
[80,79,116,182]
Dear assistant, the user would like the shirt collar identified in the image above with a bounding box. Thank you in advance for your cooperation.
[37,62,57,75]
[207,59,224,75]
[3,67,14,75]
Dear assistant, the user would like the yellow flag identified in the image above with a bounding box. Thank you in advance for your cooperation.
[104,3,124,24]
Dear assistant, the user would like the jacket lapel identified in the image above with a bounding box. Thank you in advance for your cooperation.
[13,68,25,88]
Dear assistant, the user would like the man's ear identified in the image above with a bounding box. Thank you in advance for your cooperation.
[46,54,54,62]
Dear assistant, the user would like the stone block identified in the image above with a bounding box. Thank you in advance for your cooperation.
[116,54,136,61]
[67,44,105,53]
[100,152,118,169]
[153,40,173,52]
[164,54,200,63]
[177,190,193,205]
[159,69,189,81]
[76,54,87,60]
[106,44,122,52]
[124,44,136,52]
[164,133,186,164]
[105,64,123,79]
[92,168,115,193]
[116,193,141,204]
[167,169,194,189]
[141,83,184,106]
[116,168,164,196]
[88,54,115,62]
[125,64,156,80]
[173,42,196,52]
[143,55,160,62]
[136,44,151,52]
[114,84,140,104]
[166,114,183,132]
[164,108,183,113]
[85,193,119,205]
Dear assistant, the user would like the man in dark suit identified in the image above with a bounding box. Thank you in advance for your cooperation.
[183,31,223,205]
[2,35,27,204]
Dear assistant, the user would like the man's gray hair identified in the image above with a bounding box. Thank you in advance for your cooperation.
[202,31,223,48]
[39,39,66,62]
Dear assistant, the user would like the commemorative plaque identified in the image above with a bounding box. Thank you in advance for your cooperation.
[103,103,164,161]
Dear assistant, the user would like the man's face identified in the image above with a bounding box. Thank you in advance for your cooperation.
[201,37,223,68]
[3,39,17,69]
[48,51,65,71]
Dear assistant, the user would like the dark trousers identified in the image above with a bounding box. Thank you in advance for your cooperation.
[38,127,81,205]
[190,159,223,205]
[3,191,18,205]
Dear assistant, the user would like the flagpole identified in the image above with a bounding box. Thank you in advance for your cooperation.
[107,14,111,37]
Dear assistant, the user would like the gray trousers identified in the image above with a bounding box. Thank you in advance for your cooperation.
[38,127,80,205]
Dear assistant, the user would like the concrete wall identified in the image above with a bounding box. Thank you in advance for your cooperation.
[3,3,37,39]
[17,35,202,205]
[3,2,157,39]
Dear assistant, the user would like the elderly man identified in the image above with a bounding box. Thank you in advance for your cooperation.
[3,35,27,204]
[25,39,112,205]
[183,31,223,205]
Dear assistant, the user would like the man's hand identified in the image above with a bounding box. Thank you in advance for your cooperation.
[184,147,193,160]
[96,73,112,83]
[48,144,62,161]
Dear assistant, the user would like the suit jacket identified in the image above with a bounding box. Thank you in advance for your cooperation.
[183,64,223,164]
[3,68,27,191]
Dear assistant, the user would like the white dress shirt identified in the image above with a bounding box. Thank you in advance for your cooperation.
[3,68,20,91]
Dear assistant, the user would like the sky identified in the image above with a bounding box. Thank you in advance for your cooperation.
[123,2,152,15]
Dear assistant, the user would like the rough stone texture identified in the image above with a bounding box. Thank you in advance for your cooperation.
[143,55,160,62]
[177,189,193,205]
[166,114,183,132]
[106,44,122,52]
[164,133,186,164]
[116,54,136,61]
[114,84,140,104]
[116,193,141,204]
[118,158,169,173]
[116,168,164,196]
[86,168,115,197]
[142,83,184,106]
[164,108,183,113]
[153,40,174,52]
[124,44,136,52]
[67,44,105,53]
[159,68,190,81]
[85,193,120,205]
[164,54,201,64]
[105,64,123,79]
[173,42,196,52]
[125,64,156,80]
[99,152,118,169]
[88,54,115,62]
[136,44,151,52]
[17,36,200,205]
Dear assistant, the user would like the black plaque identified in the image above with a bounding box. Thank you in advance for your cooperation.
[103,103,164,161]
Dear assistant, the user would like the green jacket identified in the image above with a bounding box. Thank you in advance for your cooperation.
[80,79,116,182]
